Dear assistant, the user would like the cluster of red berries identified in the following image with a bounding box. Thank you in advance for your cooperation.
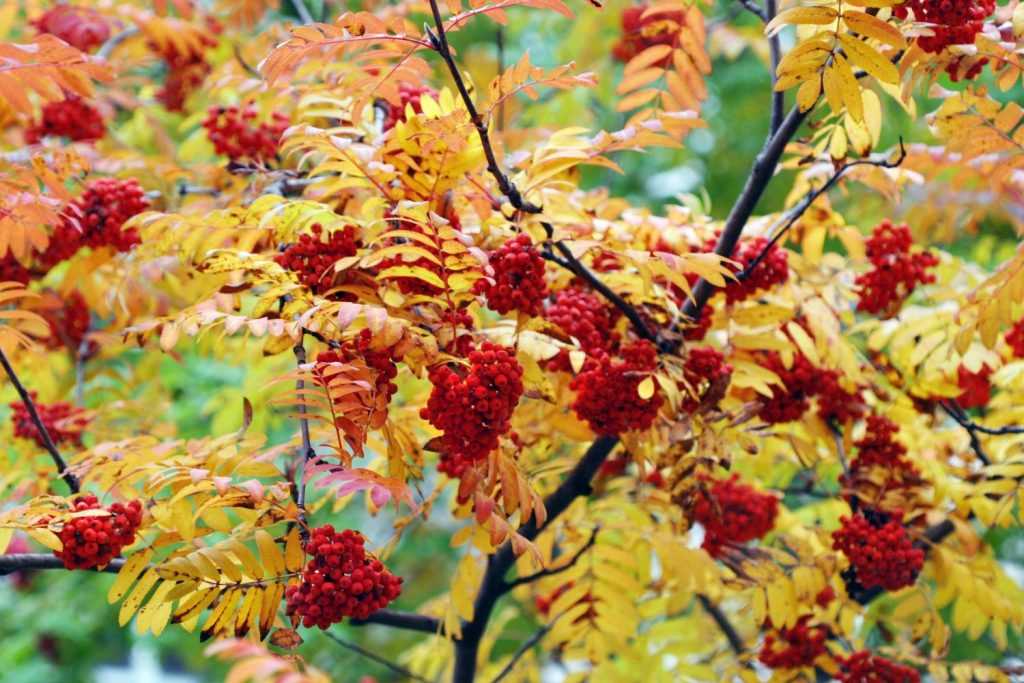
[275,224,360,296]
[843,415,920,493]
[31,5,110,52]
[203,105,289,163]
[757,352,818,424]
[855,221,938,317]
[315,329,400,406]
[544,287,619,371]
[285,525,402,629]
[439,308,475,357]
[837,651,920,683]
[691,474,779,558]
[421,343,524,477]
[611,4,685,64]
[680,346,730,412]
[0,253,31,285]
[1006,319,1024,359]
[571,340,663,435]
[54,495,143,570]
[894,0,995,55]
[473,234,548,317]
[39,291,92,353]
[154,33,218,112]
[719,235,790,305]
[956,363,993,410]
[25,96,104,144]
[758,615,829,670]
[816,368,866,424]
[383,83,437,131]
[41,178,148,268]
[832,509,924,592]
[10,395,87,448]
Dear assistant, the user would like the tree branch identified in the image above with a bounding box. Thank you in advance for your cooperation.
[292,343,315,535]
[504,528,598,590]
[764,0,783,135]
[697,593,745,655]
[289,0,315,24]
[349,608,442,634]
[736,0,766,21]
[0,349,80,493]
[97,28,139,60]
[489,610,566,683]
[0,554,123,575]
[323,631,430,682]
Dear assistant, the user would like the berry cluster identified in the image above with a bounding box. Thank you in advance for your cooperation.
[275,224,360,296]
[421,343,524,477]
[837,651,920,683]
[611,5,685,64]
[473,234,548,317]
[758,615,829,670]
[41,178,148,268]
[719,235,790,305]
[571,340,663,435]
[39,291,92,353]
[832,510,924,592]
[894,0,995,54]
[31,5,110,52]
[680,346,731,413]
[154,33,217,112]
[691,474,779,557]
[315,329,400,406]
[843,415,920,493]
[25,96,104,144]
[203,105,289,163]
[54,495,143,570]
[855,221,938,318]
[0,253,31,285]
[956,363,993,410]
[680,273,713,341]
[757,352,817,424]
[285,525,402,629]
[1006,319,1024,359]
[377,213,455,297]
[10,395,87,448]
[544,287,619,371]
[383,83,437,131]
[816,369,866,424]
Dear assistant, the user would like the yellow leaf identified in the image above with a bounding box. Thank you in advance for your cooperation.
[637,376,655,400]
[109,550,154,604]
[27,528,62,552]
[838,34,899,85]
[765,6,839,37]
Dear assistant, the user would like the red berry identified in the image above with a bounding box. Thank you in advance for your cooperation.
[680,346,731,413]
[855,221,938,317]
[956,363,993,410]
[203,104,289,163]
[832,509,924,592]
[837,650,920,683]
[54,495,143,570]
[1006,319,1024,359]
[715,234,789,305]
[759,615,829,670]
[31,6,110,52]
[0,252,31,285]
[383,83,437,131]
[25,96,104,144]
[571,340,662,435]
[38,291,93,354]
[894,0,995,63]
[691,474,778,558]
[10,394,88,448]
[473,234,548,317]
[544,287,620,372]
[275,223,360,296]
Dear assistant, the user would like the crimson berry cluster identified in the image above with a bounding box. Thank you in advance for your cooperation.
[611,4,685,65]
[956,363,993,410]
[285,525,402,629]
[842,414,920,493]
[314,329,401,406]
[31,5,110,52]
[894,0,995,54]
[0,253,31,286]
[55,495,143,570]
[691,474,779,558]
[473,233,548,317]
[758,615,829,670]
[837,650,920,683]
[41,178,148,268]
[571,340,663,435]
[544,286,620,371]
[39,291,95,355]
[421,343,524,477]
[832,509,924,592]
[154,31,218,112]
[855,221,938,318]
[718,235,790,305]
[275,224,360,296]
[10,395,87,448]
[758,350,863,425]
[383,83,437,131]
[1006,319,1024,359]
[680,346,731,413]
[25,96,105,144]
[203,105,289,163]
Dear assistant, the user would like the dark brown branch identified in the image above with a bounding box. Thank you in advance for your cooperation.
[697,593,745,654]
[489,611,565,683]
[765,0,783,135]
[737,138,907,280]
[292,343,315,535]
[940,401,990,465]
[350,608,442,634]
[505,528,598,590]
[323,631,430,682]
[736,0,766,21]
[943,400,1024,437]
[0,554,123,575]
[0,349,80,493]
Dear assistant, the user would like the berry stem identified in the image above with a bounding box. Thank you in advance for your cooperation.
[0,348,79,493]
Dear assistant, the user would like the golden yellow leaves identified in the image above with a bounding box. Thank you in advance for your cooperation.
[0,284,49,353]
[0,36,112,115]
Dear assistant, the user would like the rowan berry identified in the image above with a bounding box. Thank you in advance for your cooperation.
[153,35,217,112]
[855,221,938,317]
[680,346,730,413]
[544,287,619,371]
[719,235,790,305]
[420,343,524,477]
[54,495,143,570]
[203,104,289,163]
[894,0,995,56]
[837,650,920,683]
[275,224,360,296]
[383,83,437,131]
[25,96,104,144]
[1007,319,1024,359]
[571,340,662,435]
[832,510,924,592]
[314,329,400,406]
[38,290,93,354]
[759,615,829,670]
[816,369,865,423]
[757,352,817,424]
[0,253,31,285]
[473,234,548,317]
[691,474,779,558]
[10,395,87,448]
[285,525,402,629]
[956,363,993,410]
[31,5,110,52]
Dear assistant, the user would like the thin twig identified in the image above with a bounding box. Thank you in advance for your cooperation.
[489,611,566,683]
[233,45,261,78]
[289,0,315,24]
[697,593,744,654]
[323,631,430,682]
[765,0,783,135]
[97,28,139,60]
[736,0,767,21]
[292,343,315,536]
[0,554,122,575]
[350,608,442,634]
[0,349,79,493]
[943,400,1024,437]
[737,138,907,281]
[505,529,598,590]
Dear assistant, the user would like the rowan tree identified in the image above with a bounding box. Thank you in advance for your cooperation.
[2,0,1024,682]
